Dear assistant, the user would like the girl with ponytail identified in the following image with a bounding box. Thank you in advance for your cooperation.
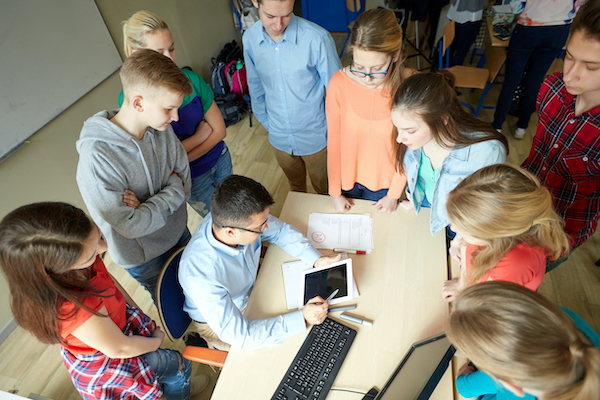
[447,281,600,400]
[392,71,508,239]
[442,163,570,302]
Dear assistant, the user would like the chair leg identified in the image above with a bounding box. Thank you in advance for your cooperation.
[460,101,475,114]
[475,82,493,117]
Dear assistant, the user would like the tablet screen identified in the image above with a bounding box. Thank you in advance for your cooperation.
[303,262,349,304]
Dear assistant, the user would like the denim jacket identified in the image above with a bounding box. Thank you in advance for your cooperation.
[405,137,507,236]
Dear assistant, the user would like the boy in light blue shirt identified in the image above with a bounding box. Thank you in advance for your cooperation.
[243,0,341,194]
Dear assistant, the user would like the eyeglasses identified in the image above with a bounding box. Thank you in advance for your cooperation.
[349,58,393,79]
[221,218,268,235]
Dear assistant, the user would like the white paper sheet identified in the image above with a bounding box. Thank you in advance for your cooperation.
[307,213,374,252]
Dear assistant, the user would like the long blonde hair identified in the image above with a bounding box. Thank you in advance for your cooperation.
[122,10,169,57]
[347,8,405,98]
[447,281,600,400]
[446,164,569,283]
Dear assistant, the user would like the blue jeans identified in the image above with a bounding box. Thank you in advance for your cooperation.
[188,144,233,217]
[126,228,191,303]
[492,24,570,130]
[342,183,388,202]
[143,348,192,400]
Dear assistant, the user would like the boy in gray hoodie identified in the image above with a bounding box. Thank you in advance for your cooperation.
[76,49,192,301]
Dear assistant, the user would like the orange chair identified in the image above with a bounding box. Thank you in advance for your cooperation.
[156,247,228,368]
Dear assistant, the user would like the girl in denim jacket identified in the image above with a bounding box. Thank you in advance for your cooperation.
[391,71,508,241]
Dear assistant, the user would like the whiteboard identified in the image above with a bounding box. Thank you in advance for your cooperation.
[0,0,122,162]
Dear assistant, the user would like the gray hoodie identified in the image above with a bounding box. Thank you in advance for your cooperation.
[76,110,191,268]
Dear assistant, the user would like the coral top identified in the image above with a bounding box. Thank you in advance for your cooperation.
[59,257,126,355]
[465,242,546,290]
[326,69,406,198]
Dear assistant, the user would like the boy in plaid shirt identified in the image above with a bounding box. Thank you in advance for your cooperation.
[522,0,600,271]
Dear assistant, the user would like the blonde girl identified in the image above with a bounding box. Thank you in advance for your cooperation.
[392,70,508,237]
[326,8,413,214]
[0,202,208,399]
[121,10,232,217]
[447,281,600,400]
[442,164,570,302]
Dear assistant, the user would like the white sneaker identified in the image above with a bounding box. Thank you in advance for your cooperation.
[514,127,526,140]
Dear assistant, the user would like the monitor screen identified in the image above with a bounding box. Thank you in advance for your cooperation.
[375,334,455,400]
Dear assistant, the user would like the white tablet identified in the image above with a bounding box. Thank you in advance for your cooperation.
[299,258,353,307]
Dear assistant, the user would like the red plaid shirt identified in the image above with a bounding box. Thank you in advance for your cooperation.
[522,72,600,249]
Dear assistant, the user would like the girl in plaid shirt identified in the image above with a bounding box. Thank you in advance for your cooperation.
[0,202,208,399]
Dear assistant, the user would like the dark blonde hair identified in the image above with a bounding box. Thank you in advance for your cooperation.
[0,202,105,344]
[347,8,405,98]
[120,49,191,100]
[392,71,507,173]
[122,10,169,57]
[447,281,600,400]
[571,0,600,44]
[446,164,570,283]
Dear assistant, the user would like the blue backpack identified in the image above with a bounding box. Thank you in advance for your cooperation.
[211,60,230,96]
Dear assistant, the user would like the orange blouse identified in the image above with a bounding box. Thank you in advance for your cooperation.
[326,69,406,198]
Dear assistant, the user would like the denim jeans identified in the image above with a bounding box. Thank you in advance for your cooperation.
[126,228,191,303]
[143,348,192,400]
[188,144,233,217]
[342,182,388,202]
[492,24,570,130]
[449,20,482,67]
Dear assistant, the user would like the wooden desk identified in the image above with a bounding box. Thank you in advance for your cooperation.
[486,16,509,48]
[210,192,452,399]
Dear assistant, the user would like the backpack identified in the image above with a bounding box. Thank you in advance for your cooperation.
[215,92,243,127]
[225,60,248,102]
[211,41,252,127]
[211,60,230,96]
[215,40,243,64]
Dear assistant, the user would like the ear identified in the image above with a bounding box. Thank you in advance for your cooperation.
[442,115,449,126]
[393,48,402,63]
[252,0,259,9]
[498,379,526,397]
[223,226,238,239]
[132,95,144,112]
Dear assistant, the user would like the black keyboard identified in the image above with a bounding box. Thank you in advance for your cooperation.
[271,318,357,400]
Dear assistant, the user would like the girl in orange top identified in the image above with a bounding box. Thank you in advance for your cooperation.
[441,164,570,302]
[326,8,412,213]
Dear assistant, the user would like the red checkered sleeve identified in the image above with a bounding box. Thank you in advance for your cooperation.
[522,73,600,249]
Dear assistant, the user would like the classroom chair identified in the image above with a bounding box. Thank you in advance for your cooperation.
[439,21,505,117]
[156,247,228,368]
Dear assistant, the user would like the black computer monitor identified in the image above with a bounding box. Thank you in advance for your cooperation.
[374,333,456,400]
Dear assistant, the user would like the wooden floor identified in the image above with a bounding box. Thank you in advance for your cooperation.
[1,50,600,400]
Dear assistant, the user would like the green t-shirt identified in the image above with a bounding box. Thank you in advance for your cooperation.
[416,151,440,203]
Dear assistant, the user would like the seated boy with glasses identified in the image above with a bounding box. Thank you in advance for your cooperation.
[179,175,341,350]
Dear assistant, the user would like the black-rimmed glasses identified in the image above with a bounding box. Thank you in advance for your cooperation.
[219,218,268,235]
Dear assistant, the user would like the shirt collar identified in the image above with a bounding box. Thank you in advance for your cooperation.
[558,76,600,123]
[206,214,244,257]
[259,13,298,45]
